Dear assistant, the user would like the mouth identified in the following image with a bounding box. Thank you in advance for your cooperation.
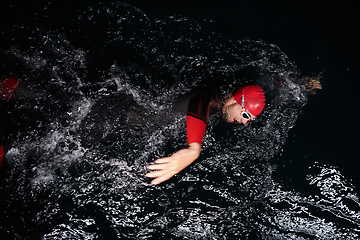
[231,118,237,123]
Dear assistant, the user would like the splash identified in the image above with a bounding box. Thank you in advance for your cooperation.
[0,2,359,239]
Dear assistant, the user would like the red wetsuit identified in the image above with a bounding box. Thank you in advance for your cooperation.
[186,92,219,144]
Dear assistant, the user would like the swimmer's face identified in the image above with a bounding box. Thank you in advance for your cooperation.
[223,97,256,124]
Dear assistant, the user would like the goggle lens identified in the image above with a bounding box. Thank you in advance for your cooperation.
[242,112,251,120]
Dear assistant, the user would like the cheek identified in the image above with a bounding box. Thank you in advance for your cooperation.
[229,108,241,120]
[228,107,237,117]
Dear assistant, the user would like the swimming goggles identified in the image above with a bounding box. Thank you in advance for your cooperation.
[241,95,254,121]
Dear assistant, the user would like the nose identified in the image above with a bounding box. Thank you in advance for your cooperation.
[240,117,249,124]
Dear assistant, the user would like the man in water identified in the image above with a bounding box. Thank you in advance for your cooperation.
[145,85,266,185]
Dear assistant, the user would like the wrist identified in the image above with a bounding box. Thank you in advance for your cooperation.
[188,142,201,157]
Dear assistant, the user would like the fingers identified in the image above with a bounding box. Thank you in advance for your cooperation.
[150,172,174,185]
[145,168,165,178]
[145,163,178,177]
[145,160,180,185]
[145,152,184,185]
[147,167,178,185]
[145,168,174,185]
[147,163,167,171]
[153,157,172,164]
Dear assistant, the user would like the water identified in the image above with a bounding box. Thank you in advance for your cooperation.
[1,1,359,239]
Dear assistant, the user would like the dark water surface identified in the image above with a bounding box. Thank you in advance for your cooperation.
[1,1,359,239]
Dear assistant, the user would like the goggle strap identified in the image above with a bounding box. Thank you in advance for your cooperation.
[242,94,253,120]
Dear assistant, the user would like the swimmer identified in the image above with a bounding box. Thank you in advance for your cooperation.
[146,85,265,185]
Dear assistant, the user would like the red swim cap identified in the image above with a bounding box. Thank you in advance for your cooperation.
[233,85,265,116]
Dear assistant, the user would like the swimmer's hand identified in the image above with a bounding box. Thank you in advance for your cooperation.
[145,142,201,185]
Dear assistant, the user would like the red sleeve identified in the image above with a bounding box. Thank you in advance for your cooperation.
[186,91,216,145]
[186,115,207,144]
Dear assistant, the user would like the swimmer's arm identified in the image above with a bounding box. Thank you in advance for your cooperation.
[145,91,216,185]
[145,142,201,185]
